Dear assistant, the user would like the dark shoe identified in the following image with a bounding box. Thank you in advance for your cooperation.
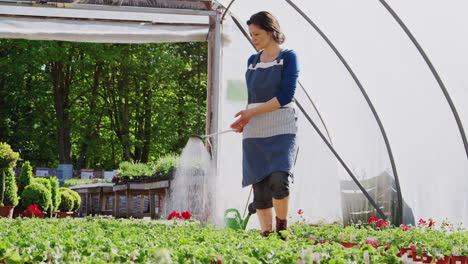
[276,216,288,241]
[260,230,274,237]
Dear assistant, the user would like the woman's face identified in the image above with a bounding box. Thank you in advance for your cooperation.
[249,24,273,50]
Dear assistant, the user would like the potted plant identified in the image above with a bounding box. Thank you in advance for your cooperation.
[56,190,74,218]
[451,246,468,264]
[0,168,19,218]
[22,204,45,218]
[0,142,19,218]
[56,188,81,217]
[20,183,51,218]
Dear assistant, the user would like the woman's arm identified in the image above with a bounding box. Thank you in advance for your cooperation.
[231,50,298,132]
[230,97,281,132]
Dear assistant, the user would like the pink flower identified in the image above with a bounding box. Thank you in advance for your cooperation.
[368,216,379,224]
[418,219,426,226]
[181,211,192,220]
[400,224,410,231]
[297,209,303,215]
[365,237,379,247]
[377,220,389,228]
[167,211,182,220]
[428,220,435,227]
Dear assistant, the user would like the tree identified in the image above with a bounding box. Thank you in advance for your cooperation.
[0,40,208,170]
[18,161,33,197]
[0,168,19,207]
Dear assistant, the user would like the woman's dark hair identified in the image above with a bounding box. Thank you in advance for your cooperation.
[247,11,285,44]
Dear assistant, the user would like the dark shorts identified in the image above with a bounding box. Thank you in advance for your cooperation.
[252,171,290,209]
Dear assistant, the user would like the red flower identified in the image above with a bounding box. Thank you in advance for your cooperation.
[418,219,426,226]
[400,224,410,231]
[297,209,303,215]
[428,220,435,227]
[25,204,43,215]
[367,216,379,223]
[377,220,389,228]
[167,211,182,220]
[181,211,192,220]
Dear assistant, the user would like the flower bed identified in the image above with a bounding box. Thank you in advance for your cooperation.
[0,217,466,263]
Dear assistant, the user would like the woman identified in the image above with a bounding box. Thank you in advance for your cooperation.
[230,11,299,238]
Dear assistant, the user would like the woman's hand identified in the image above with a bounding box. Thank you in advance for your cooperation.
[230,109,254,133]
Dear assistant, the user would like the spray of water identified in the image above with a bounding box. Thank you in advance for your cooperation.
[166,137,216,222]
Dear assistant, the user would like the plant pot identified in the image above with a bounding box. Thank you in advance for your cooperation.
[421,253,433,263]
[0,205,14,218]
[21,211,45,218]
[56,211,74,218]
[414,255,423,262]
[340,242,357,248]
[434,256,450,264]
[399,248,412,257]
[451,256,468,264]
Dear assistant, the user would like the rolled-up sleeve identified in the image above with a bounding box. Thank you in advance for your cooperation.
[276,50,299,106]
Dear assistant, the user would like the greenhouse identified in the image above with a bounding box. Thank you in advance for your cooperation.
[0,0,466,263]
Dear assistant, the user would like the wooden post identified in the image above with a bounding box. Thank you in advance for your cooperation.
[98,187,103,215]
[149,190,154,219]
[206,9,222,160]
[114,191,119,218]
[86,193,91,216]
[126,189,130,218]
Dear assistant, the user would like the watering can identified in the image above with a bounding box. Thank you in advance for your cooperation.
[224,203,256,230]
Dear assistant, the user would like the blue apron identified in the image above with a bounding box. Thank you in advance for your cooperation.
[242,50,298,187]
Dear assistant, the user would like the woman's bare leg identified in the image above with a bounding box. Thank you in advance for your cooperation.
[273,196,289,220]
[256,208,273,232]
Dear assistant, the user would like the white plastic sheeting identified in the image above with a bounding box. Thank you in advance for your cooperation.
[0,6,209,43]
[215,0,467,227]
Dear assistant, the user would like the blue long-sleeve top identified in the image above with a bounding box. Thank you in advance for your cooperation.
[247,49,299,106]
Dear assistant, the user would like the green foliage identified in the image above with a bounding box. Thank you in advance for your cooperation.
[0,39,207,170]
[21,183,51,211]
[18,161,33,197]
[0,168,19,207]
[118,154,181,179]
[49,177,60,212]
[63,178,112,187]
[152,153,179,174]
[1,219,465,263]
[58,191,74,212]
[0,142,19,169]
[118,161,153,179]
[59,188,81,211]
[32,177,52,194]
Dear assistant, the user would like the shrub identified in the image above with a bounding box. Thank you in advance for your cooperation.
[49,177,61,212]
[152,153,179,174]
[0,168,19,207]
[58,191,74,212]
[33,177,52,192]
[63,178,112,187]
[118,161,153,179]
[18,161,33,197]
[68,190,81,211]
[59,188,81,211]
[0,142,19,169]
[21,183,52,211]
